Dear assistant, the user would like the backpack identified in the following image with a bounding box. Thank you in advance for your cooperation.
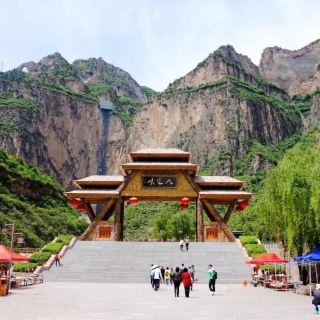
[173,272,181,281]
[214,271,218,280]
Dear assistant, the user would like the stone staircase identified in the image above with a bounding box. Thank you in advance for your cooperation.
[45,241,251,283]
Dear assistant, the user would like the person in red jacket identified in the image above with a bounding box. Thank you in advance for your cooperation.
[181,267,192,298]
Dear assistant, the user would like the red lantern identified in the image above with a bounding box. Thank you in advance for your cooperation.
[181,197,190,205]
[239,200,249,207]
[70,199,80,207]
[128,197,139,205]
[180,198,190,210]
[235,205,244,212]
[77,204,85,212]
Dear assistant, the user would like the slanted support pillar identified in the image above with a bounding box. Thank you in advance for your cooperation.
[80,199,115,240]
[84,203,96,222]
[114,198,124,241]
[202,199,236,242]
[196,199,204,242]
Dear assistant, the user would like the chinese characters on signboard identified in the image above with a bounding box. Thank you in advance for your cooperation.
[142,176,177,188]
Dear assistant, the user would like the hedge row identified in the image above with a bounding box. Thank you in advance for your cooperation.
[13,262,37,272]
[245,244,267,256]
[239,235,258,245]
[56,234,73,245]
[42,242,64,254]
[29,252,52,265]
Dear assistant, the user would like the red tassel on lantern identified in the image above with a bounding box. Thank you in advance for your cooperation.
[77,204,85,212]
[180,203,188,210]
[235,205,244,212]
[239,200,249,207]
[128,197,139,205]
[70,199,80,207]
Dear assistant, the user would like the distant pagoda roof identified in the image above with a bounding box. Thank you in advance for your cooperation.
[129,148,192,162]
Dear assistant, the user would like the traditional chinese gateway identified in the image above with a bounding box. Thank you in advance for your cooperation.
[66,149,252,242]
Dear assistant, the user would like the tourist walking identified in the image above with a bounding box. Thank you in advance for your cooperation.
[54,254,61,266]
[165,267,171,285]
[149,264,156,288]
[170,267,174,285]
[160,266,165,283]
[208,264,217,295]
[181,267,192,298]
[188,267,194,291]
[179,239,184,252]
[173,267,181,297]
[153,266,163,291]
[312,284,320,313]
[185,237,190,251]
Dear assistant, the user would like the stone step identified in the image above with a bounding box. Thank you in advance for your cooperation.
[45,241,251,283]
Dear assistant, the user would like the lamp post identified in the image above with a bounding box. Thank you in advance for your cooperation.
[1,224,25,293]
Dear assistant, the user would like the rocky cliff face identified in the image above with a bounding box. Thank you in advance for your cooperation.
[125,79,299,175]
[259,39,320,95]
[73,58,147,102]
[0,53,145,188]
[0,81,101,188]
[168,46,259,89]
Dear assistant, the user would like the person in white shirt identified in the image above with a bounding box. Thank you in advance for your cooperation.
[179,239,184,252]
[153,267,163,291]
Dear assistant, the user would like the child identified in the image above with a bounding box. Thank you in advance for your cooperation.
[165,267,171,285]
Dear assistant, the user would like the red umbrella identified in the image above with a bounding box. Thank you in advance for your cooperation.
[246,253,269,265]
[0,245,29,262]
[263,253,288,264]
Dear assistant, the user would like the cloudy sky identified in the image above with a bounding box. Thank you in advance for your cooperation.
[1,0,319,91]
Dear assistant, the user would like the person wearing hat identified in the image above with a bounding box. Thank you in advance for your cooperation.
[312,284,320,313]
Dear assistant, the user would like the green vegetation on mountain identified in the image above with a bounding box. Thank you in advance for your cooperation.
[112,96,144,126]
[0,149,88,248]
[141,86,157,100]
[0,123,18,138]
[0,95,38,110]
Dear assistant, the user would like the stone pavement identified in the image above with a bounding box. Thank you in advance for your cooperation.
[0,282,315,320]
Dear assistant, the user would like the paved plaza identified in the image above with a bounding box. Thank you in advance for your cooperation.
[0,282,314,320]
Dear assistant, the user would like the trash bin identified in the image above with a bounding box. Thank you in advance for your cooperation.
[0,277,8,296]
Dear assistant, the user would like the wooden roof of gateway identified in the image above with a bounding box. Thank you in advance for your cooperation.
[66,148,252,205]
[120,162,198,175]
[74,175,124,187]
[194,176,244,188]
[199,190,252,202]
[129,148,191,162]
[65,189,119,199]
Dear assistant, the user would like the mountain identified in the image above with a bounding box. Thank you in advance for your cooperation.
[0,40,320,190]
[259,39,320,95]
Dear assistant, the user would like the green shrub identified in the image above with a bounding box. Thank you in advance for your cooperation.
[29,252,51,265]
[239,235,258,245]
[42,242,64,254]
[56,234,73,245]
[13,262,37,272]
[260,265,285,273]
[245,244,267,257]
